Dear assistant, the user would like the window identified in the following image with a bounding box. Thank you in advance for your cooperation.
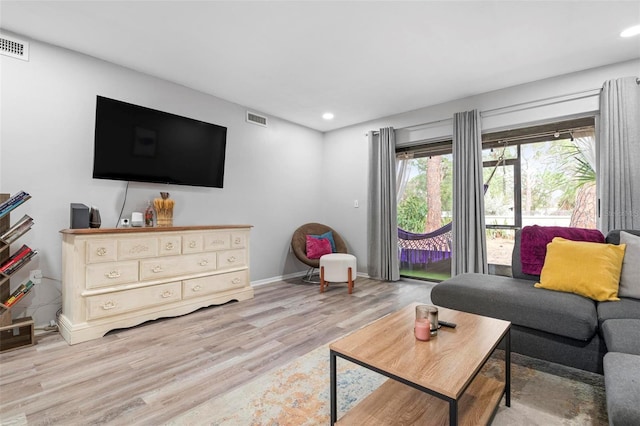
[396,116,596,280]
[483,118,596,275]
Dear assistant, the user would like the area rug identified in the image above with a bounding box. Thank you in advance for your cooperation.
[166,344,608,425]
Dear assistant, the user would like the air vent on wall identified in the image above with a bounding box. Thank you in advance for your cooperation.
[246,111,267,127]
[0,34,29,61]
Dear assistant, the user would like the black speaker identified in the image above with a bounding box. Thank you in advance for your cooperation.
[70,203,89,229]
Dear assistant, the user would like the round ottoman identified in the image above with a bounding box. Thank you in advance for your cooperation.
[319,253,357,294]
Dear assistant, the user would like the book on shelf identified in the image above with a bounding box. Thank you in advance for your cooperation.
[0,191,31,219]
[0,214,34,244]
[0,245,36,275]
[4,279,35,308]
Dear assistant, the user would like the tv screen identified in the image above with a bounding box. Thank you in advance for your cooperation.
[93,96,227,188]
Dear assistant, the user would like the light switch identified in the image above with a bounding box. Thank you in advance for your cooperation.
[354,200,359,208]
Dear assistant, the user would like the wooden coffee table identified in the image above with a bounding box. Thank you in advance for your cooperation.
[330,303,511,425]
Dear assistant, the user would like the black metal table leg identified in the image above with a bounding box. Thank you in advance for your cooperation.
[449,399,458,426]
[330,349,337,424]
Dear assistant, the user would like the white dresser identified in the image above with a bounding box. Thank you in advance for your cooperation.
[59,225,253,344]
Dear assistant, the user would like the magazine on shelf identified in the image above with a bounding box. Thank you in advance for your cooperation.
[1,250,37,276]
[0,245,33,274]
[0,214,34,244]
[0,191,31,219]
[4,279,35,308]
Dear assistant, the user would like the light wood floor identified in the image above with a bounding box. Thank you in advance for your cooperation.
[0,278,433,425]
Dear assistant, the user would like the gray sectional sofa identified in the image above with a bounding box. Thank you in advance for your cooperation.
[431,229,640,425]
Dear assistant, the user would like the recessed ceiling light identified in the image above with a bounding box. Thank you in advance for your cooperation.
[620,24,640,38]
[322,112,334,120]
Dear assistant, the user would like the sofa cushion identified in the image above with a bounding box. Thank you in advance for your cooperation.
[602,319,640,355]
[618,231,640,299]
[511,230,540,282]
[598,297,640,327]
[605,229,640,245]
[431,273,598,341]
[534,237,625,302]
[603,352,640,426]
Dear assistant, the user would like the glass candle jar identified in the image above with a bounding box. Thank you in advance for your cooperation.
[415,305,431,341]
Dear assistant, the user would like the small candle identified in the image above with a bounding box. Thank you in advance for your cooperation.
[415,318,430,341]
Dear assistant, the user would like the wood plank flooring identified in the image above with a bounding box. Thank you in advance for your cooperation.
[0,278,433,425]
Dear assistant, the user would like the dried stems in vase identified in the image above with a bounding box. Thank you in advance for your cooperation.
[154,192,174,227]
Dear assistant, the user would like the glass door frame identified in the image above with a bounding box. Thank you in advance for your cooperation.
[483,151,522,233]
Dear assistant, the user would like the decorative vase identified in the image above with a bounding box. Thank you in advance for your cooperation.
[154,192,174,227]
[89,206,101,228]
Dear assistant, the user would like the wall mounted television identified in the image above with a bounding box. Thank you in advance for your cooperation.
[93,96,227,188]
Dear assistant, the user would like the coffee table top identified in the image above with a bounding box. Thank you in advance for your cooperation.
[329,303,510,400]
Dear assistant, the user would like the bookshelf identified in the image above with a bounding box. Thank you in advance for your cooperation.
[0,192,36,352]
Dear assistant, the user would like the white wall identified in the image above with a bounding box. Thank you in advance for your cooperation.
[0,34,324,327]
[321,59,640,274]
[2,31,638,329]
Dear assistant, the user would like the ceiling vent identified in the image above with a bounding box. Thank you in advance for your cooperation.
[246,111,267,127]
[0,34,29,61]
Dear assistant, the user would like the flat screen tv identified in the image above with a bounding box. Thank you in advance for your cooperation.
[93,96,227,188]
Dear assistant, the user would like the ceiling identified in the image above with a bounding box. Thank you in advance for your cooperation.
[1,1,639,132]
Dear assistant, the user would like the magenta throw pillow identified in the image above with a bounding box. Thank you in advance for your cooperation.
[306,235,332,259]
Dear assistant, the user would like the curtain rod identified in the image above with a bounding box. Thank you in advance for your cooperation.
[367,86,602,136]
[482,125,594,145]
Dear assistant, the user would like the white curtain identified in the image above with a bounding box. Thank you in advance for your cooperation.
[452,110,488,275]
[367,127,400,281]
[598,77,640,232]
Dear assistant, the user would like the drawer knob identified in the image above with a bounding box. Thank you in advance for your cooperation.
[192,285,202,292]
[161,290,174,298]
[232,278,241,284]
[165,242,174,250]
[189,241,197,248]
[234,237,242,244]
[199,260,208,266]
[105,271,121,279]
[102,300,117,310]
[96,247,107,256]
[227,256,237,263]
[152,266,163,273]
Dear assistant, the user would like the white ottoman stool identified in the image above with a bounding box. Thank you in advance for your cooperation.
[319,253,357,294]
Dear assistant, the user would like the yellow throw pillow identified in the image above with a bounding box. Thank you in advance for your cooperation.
[534,237,626,302]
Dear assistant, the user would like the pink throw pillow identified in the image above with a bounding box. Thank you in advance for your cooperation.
[306,236,332,259]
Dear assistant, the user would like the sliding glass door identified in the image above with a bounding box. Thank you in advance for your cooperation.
[482,124,597,275]
[397,147,453,281]
[397,118,596,281]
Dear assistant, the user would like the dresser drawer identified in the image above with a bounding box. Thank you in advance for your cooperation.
[86,282,181,320]
[231,233,247,249]
[183,270,249,299]
[86,261,139,289]
[87,240,118,264]
[118,238,158,260]
[159,236,181,256]
[139,252,217,281]
[217,249,246,269]
[182,234,204,254]
[203,232,231,251]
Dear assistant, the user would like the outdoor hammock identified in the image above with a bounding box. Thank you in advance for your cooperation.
[398,152,505,265]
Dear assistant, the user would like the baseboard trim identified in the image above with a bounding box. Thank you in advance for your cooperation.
[252,271,370,287]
